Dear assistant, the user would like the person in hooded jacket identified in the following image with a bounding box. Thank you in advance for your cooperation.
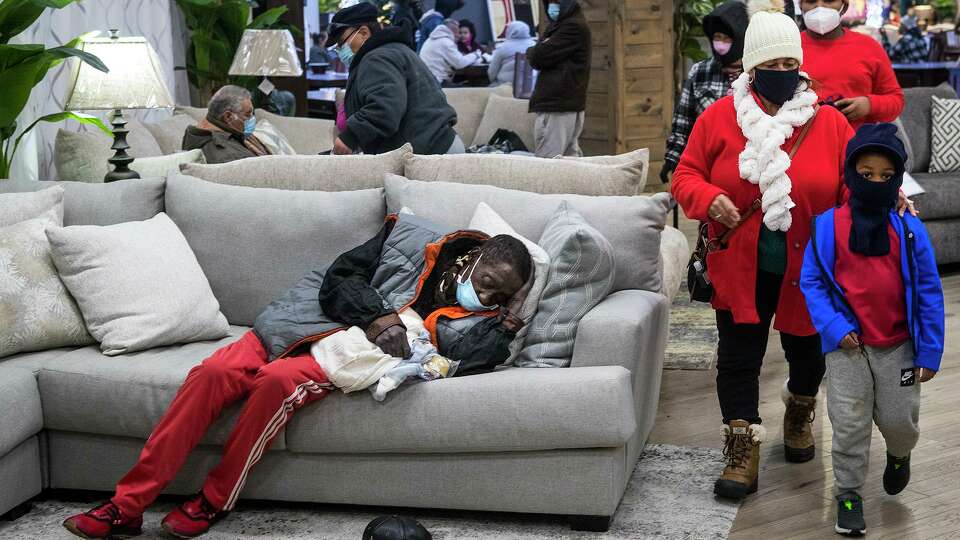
[61,212,534,540]
[419,18,484,84]
[526,0,591,158]
[326,3,464,155]
[488,20,536,86]
[662,0,748,183]
[417,0,463,51]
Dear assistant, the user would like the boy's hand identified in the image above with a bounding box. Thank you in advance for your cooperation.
[897,191,918,217]
[840,332,860,350]
[916,367,936,383]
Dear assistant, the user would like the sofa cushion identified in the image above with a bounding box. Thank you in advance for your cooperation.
[34,326,290,448]
[0,185,63,226]
[0,346,79,374]
[0,178,165,226]
[0,218,94,359]
[442,87,495,147]
[285,365,635,454]
[562,147,650,191]
[385,174,671,293]
[142,114,196,154]
[253,119,297,155]
[911,173,960,220]
[516,202,615,368]
[402,151,644,196]
[254,108,336,155]
[54,122,163,181]
[0,366,43,458]
[129,150,205,179]
[165,174,387,326]
[176,105,207,122]
[899,84,958,173]
[929,96,960,173]
[470,93,536,151]
[179,144,409,191]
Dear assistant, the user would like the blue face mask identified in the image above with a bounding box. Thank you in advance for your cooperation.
[547,3,561,20]
[243,116,256,136]
[455,253,499,312]
[337,29,358,66]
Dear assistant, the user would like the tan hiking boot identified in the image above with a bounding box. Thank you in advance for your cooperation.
[781,379,816,463]
[714,419,765,500]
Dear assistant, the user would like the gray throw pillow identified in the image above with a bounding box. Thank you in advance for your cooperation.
[46,212,230,355]
[384,174,671,293]
[54,123,163,181]
[0,217,94,358]
[0,186,64,226]
[0,178,165,226]
[515,202,615,368]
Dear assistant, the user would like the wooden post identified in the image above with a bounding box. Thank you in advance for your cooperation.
[609,0,627,154]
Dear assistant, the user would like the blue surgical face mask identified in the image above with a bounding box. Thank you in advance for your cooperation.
[455,253,498,312]
[547,3,561,20]
[337,29,358,66]
[243,116,256,136]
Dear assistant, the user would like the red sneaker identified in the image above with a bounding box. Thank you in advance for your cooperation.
[62,501,143,539]
[160,492,226,538]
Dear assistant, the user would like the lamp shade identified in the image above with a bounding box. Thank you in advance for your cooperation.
[64,33,174,110]
[228,29,303,77]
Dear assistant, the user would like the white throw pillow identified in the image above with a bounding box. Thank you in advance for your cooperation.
[467,202,550,362]
[0,186,64,227]
[130,149,206,179]
[45,213,230,355]
[254,119,298,155]
[0,216,94,358]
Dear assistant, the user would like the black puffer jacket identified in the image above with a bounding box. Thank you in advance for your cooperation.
[526,0,592,113]
[340,23,458,155]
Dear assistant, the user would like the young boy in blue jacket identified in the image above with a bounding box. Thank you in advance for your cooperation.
[800,123,945,537]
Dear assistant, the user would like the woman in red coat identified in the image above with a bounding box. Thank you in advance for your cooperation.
[799,0,904,128]
[673,1,854,501]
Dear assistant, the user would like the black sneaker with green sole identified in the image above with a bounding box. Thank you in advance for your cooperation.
[883,452,911,495]
[835,492,865,537]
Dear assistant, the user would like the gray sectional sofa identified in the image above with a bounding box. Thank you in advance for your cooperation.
[0,155,686,531]
[896,84,960,265]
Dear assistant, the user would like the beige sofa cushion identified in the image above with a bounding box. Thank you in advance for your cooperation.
[402,151,644,196]
[441,87,496,147]
[175,105,207,122]
[471,93,536,150]
[54,123,163,181]
[254,108,336,155]
[180,144,410,191]
[562,147,650,191]
[142,114,196,154]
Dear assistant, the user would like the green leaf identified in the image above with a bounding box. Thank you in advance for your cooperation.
[0,0,79,44]
[250,6,288,29]
[0,55,48,128]
[45,44,109,73]
[0,43,43,70]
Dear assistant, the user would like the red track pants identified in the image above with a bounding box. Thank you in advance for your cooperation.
[111,331,332,515]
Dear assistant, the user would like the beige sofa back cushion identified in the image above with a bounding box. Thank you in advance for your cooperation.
[471,93,536,150]
[254,108,336,155]
[402,151,645,196]
[142,114,196,154]
[180,144,410,191]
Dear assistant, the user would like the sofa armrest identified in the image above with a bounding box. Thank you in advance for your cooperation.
[660,226,690,302]
[0,366,43,458]
[571,289,669,445]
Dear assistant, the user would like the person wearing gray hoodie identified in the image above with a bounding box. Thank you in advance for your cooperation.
[488,21,536,86]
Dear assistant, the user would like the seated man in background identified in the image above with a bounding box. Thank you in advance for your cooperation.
[419,18,484,84]
[329,2,464,155]
[182,85,271,164]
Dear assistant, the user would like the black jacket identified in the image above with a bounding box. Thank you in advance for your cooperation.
[526,0,592,113]
[340,24,458,155]
[182,125,262,164]
[702,0,748,66]
[317,221,515,377]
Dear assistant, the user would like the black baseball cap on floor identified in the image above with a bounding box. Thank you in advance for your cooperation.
[362,515,432,540]
[326,2,380,47]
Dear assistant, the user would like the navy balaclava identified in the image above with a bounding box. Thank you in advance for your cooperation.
[702,0,748,66]
[844,123,907,257]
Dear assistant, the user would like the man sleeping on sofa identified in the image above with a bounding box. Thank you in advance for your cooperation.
[182,85,272,164]
[63,212,533,539]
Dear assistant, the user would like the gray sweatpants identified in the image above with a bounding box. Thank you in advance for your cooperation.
[826,340,921,492]
[534,111,584,158]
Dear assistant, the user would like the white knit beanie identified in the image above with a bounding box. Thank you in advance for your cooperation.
[742,0,803,74]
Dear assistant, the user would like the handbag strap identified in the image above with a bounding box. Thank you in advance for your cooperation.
[711,106,820,248]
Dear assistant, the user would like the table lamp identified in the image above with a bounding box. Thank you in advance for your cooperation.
[228,29,303,96]
[64,30,174,182]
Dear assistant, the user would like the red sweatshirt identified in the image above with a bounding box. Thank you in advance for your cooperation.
[672,95,854,336]
[801,30,904,130]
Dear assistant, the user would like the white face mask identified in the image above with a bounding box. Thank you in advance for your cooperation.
[803,6,841,35]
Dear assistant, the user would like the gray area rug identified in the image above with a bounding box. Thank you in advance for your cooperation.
[665,279,718,370]
[0,444,740,540]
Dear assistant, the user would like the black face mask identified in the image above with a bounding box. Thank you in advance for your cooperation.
[752,68,800,106]
[845,158,903,256]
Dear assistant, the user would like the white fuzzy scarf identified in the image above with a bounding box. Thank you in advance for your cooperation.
[732,72,818,232]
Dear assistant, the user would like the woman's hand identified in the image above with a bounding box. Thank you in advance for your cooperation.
[917,368,937,383]
[708,194,741,229]
[839,332,860,350]
[897,190,918,217]
[835,96,872,121]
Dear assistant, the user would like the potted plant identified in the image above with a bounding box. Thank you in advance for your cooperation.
[0,0,113,179]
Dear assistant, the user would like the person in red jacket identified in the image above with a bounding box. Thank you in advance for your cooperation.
[799,0,905,128]
[673,0,855,501]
